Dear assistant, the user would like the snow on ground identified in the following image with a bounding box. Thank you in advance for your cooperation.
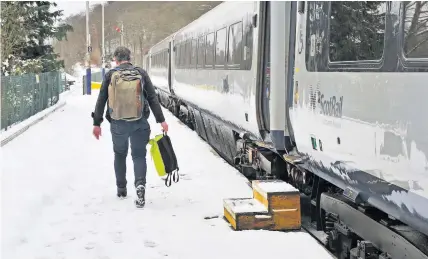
[1,85,334,259]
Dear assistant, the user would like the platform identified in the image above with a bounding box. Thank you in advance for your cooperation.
[2,86,333,259]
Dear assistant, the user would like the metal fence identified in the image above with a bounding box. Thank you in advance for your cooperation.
[1,71,65,130]
[82,69,110,95]
[91,71,106,83]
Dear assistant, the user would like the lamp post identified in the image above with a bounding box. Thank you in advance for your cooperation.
[85,1,91,95]
[101,2,105,78]
[121,22,124,46]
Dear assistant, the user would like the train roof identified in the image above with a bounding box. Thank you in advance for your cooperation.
[174,1,256,41]
[149,1,256,52]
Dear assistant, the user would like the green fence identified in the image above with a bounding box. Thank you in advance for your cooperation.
[82,69,109,95]
[1,71,65,130]
[91,71,106,83]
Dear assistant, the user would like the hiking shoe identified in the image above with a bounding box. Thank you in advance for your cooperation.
[135,185,145,208]
[117,187,127,198]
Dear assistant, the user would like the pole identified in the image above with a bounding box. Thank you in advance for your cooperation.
[85,1,92,95]
[121,22,124,46]
[101,3,105,78]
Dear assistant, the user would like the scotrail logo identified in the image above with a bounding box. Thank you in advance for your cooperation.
[308,86,343,118]
[319,94,343,118]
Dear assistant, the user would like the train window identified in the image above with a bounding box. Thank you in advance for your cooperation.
[185,40,191,68]
[215,27,227,66]
[180,43,185,67]
[175,45,180,67]
[155,53,159,68]
[228,21,243,66]
[191,39,197,67]
[175,45,179,66]
[164,50,168,67]
[243,23,253,69]
[175,45,179,67]
[403,1,428,59]
[329,1,386,62]
[197,36,205,68]
[206,32,215,67]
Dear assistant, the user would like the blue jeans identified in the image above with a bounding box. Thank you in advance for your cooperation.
[110,117,151,189]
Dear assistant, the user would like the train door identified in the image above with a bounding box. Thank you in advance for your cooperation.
[256,1,271,140]
[268,1,297,152]
[261,1,271,133]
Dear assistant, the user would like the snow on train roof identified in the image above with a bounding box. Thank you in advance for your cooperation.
[150,1,257,52]
[174,1,255,40]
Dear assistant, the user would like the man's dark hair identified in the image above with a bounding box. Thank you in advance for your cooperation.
[113,46,131,62]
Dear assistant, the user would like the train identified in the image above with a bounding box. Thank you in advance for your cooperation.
[142,1,428,259]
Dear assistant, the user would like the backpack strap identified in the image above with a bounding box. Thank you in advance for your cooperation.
[133,66,146,87]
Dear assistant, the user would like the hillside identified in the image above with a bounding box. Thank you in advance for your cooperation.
[54,1,221,73]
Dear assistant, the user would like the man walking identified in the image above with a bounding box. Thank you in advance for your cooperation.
[91,46,168,208]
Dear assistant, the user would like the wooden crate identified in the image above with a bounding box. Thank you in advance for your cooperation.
[252,180,301,230]
[252,180,301,212]
[223,198,273,231]
[223,180,302,231]
[271,209,301,230]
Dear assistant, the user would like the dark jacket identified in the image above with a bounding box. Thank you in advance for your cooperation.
[91,62,165,126]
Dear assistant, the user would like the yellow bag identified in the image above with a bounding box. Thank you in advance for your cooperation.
[149,134,167,177]
[148,133,179,186]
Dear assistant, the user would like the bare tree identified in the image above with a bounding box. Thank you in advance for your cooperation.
[53,1,222,72]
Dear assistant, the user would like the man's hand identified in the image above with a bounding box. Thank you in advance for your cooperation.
[161,121,168,133]
[93,126,102,139]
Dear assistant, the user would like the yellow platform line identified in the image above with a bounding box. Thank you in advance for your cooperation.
[91,82,102,89]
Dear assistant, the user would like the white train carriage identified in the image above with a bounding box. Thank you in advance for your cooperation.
[148,33,176,108]
[147,1,428,258]
[288,1,428,256]
[169,1,267,163]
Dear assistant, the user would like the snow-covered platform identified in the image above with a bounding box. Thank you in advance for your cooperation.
[1,86,334,259]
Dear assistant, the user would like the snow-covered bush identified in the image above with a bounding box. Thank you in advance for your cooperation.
[1,55,43,76]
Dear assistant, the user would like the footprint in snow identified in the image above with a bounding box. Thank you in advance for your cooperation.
[144,240,157,248]
[18,237,28,245]
[204,215,220,220]
[61,232,76,242]
[84,242,96,250]
[180,175,192,180]
[112,234,123,244]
